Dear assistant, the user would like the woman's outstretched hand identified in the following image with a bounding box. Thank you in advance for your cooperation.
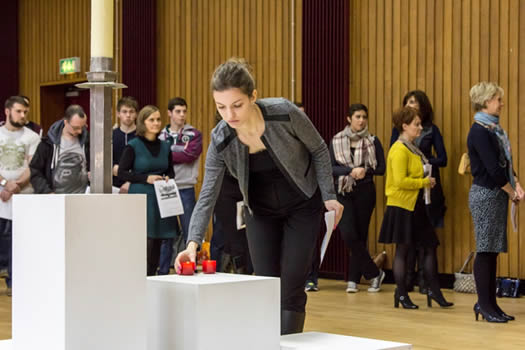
[174,241,198,274]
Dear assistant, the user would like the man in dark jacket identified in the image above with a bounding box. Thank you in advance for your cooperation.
[30,105,89,194]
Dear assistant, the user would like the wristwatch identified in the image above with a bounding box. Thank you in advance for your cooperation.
[0,179,7,187]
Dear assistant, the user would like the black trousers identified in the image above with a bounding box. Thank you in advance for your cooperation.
[245,190,322,313]
[147,238,163,276]
[211,173,253,272]
[337,182,379,283]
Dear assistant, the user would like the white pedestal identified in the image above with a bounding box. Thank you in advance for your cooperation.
[147,273,280,350]
[0,340,12,349]
[280,332,412,350]
[12,194,147,350]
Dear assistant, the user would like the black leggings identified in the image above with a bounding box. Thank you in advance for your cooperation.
[337,182,379,282]
[393,244,440,296]
[245,192,322,313]
[474,252,501,313]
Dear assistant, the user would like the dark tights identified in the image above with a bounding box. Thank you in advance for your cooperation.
[394,244,441,296]
[474,252,502,314]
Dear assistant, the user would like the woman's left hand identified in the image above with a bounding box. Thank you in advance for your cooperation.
[324,200,344,229]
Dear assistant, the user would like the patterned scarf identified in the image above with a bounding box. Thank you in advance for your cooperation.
[332,125,377,194]
[474,112,515,188]
[397,136,429,165]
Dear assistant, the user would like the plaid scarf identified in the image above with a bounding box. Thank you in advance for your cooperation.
[332,125,377,194]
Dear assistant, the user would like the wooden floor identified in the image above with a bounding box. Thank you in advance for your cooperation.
[0,278,524,349]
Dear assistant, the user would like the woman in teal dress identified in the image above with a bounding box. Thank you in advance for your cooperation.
[118,105,178,275]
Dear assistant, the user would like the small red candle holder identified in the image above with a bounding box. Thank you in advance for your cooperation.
[181,261,195,275]
[202,260,216,274]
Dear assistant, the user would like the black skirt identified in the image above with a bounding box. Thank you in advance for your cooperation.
[378,192,439,248]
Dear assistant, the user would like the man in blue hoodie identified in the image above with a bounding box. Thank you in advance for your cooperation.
[30,105,89,194]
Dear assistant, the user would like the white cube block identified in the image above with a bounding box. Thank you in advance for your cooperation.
[12,194,147,350]
[280,332,412,350]
[147,273,280,350]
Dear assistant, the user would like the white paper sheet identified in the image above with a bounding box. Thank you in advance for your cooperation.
[423,164,432,204]
[511,201,518,232]
[319,210,335,266]
[154,179,184,218]
[236,201,246,230]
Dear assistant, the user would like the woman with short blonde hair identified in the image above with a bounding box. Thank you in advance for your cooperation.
[467,82,524,323]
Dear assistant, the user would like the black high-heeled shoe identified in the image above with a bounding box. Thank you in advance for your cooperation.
[427,290,454,308]
[394,288,418,309]
[473,303,507,323]
[495,307,515,321]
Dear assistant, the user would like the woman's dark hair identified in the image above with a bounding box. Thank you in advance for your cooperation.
[64,104,86,121]
[136,105,160,137]
[348,104,368,118]
[392,106,420,132]
[402,90,433,125]
[210,58,256,97]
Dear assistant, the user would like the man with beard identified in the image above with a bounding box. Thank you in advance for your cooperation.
[0,96,40,296]
[30,104,89,195]
[112,96,138,193]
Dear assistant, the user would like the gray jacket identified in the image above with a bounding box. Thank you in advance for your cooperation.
[187,98,336,244]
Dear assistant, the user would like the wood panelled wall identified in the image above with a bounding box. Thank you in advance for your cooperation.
[18,0,91,124]
[351,0,525,279]
[156,0,303,198]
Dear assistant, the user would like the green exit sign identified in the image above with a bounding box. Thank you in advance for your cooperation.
[59,57,80,75]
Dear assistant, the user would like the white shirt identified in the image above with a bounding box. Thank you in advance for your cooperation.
[0,126,40,219]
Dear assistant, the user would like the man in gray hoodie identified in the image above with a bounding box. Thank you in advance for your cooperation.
[30,105,89,194]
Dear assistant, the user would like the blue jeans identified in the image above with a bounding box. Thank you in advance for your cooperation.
[158,187,196,274]
[0,219,12,288]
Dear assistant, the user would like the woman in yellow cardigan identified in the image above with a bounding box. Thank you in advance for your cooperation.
[379,107,453,309]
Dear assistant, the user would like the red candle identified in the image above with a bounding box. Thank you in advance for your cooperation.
[181,261,195,275]
[202,260,216,274]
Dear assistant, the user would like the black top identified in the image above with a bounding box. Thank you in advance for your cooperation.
[118,136,174,184]
[113,127,137,187]
[248,150,302,214]
[467,123,509,189]
[330,136,385,187]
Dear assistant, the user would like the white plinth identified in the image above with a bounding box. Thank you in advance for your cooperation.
[12,194,147,350]
[147,273,280,350]
[0,340,11,349]
[280,332,412,350]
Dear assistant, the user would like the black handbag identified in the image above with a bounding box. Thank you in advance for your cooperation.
[496,278,521,298]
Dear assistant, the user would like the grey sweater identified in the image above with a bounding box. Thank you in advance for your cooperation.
[187,98,336,244]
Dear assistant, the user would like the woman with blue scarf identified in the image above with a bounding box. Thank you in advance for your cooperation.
[467,82,524,323]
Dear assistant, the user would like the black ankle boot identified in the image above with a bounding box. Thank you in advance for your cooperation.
[231,255,247,274]
[394,288,418,309]
[220,253,232,272]
[281,310,305,335]
[427,289,453,307]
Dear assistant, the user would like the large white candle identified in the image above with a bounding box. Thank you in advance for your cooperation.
[91,0,114,58]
